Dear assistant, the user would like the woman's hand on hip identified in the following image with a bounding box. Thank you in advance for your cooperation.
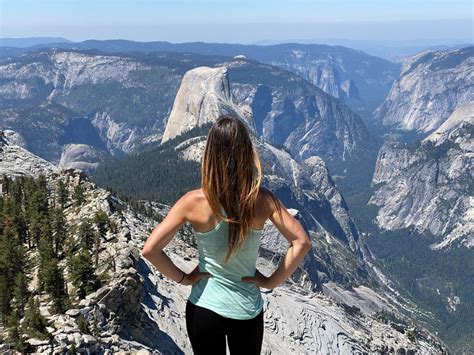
[182,265,211,286]
[241,269,274,289]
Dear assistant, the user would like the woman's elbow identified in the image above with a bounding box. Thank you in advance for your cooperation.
[292,234,312,253]
[140,246,154,259]
[300,234,312,252]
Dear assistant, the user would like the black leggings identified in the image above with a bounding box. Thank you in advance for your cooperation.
[185,299,264,354]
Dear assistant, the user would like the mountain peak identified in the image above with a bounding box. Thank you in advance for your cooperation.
[161,65,247,143]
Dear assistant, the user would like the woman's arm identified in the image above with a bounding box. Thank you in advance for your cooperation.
[242,192,312,289]
[140,191,210,285]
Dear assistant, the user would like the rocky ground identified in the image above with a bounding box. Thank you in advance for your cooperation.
[0,131,447,353]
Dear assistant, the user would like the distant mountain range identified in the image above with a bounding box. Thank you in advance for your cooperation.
[0,48,374,168]
[2,36,471,61]
[0,37,73,47]
[0,38,401,115]
[253,38,472,61]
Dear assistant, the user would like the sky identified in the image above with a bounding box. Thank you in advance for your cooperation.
[1,0,472,43]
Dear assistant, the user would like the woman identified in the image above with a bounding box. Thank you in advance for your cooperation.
[141,115,312,354]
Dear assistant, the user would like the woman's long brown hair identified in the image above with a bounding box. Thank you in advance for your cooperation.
[201,115,281,262]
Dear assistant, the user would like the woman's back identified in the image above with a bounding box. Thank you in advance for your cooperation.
[187,190,268,320]
[141,116,311,354]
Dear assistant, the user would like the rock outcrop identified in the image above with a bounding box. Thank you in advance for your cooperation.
[58,143,110,173]
[0,130,57,177]
[162,63,372,163]
[369,103,474,248]
[374,46,474,133]
[229,60,373,162]
[161,66,248,143]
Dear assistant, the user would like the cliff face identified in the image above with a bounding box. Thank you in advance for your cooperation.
[229,60,373,163]
[58,143,110,173]
[161,66,248,143]
[370,103,474,249]
[374,46,474,133]
[0,133,446,354]
[258,45,397,113]
[162,62,371,164]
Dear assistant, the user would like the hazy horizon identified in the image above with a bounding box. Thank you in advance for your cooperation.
[1,0,472,44]
[0,33,472,47]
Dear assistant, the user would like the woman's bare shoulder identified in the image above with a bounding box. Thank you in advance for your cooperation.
[184,188,206,205]
[257,186,278,218]
[257,186,276,202]
[176,188,209,222]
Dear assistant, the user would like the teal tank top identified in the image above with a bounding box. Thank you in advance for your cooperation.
[188,206,264,320]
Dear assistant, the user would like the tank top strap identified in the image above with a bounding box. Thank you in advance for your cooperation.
[219,203,227,217]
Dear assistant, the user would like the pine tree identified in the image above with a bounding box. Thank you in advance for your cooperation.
[76,313,91,334]
[12,272,30,318]
[7,178,28,244]
[0,217,23,323]
[0,274,10,325]
[1,175,11,195]
[51,208,67,257]
[7,308,28,352]
[37,221,54,293]
[24,175,49,248]
[69,343,78,354]
[93,210,108,268]
[68,248,100,299]
[23,296,49,340]
[77,219,95,250]
[72,184,85,207]
[56,179,69,208]
[30,175,49,216]
[38,238,68,313]
[37,221,69,313]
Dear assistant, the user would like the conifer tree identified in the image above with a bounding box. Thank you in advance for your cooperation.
[93,210,109,268]
[51,208,67,257]
[38,239,68,312]
[56,179,69,208]
[1,175,10,195]
[72,184,85,207]
[68,247,100,299]
[23,296,49,340]
[0,217,23,322]
[7,308,28,352]
[37,221,69,313]
[7,179,28,244]
[77,219,95,250]
[24,175,49,248]
[12,272,30,318]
